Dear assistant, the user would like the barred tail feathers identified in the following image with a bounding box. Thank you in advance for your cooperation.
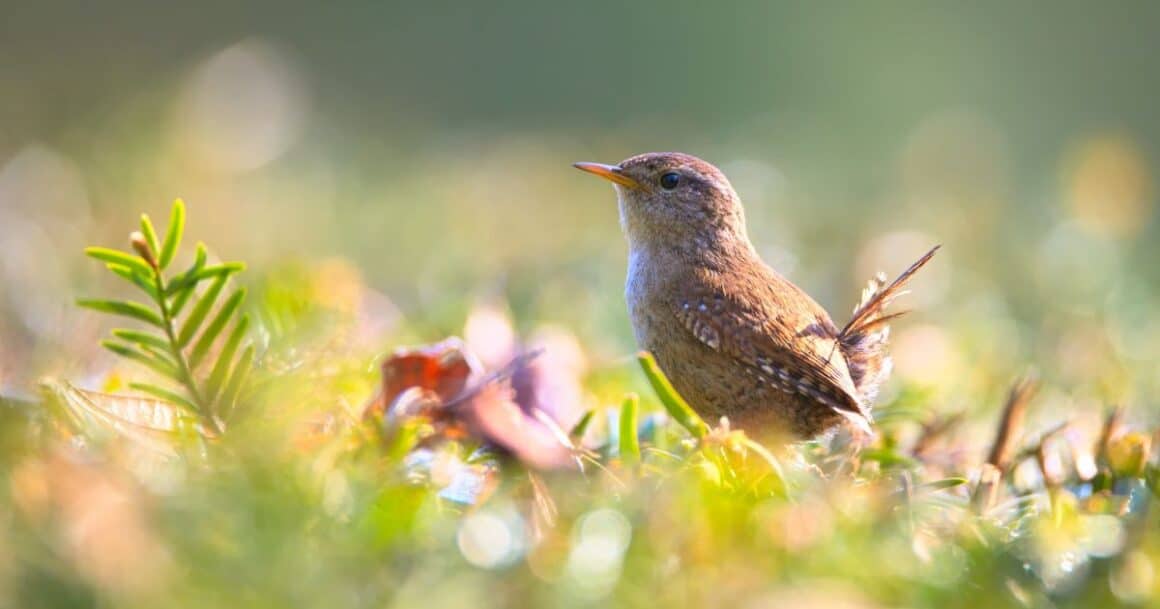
[838,246,940,406]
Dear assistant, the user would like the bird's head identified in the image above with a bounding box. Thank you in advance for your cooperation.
[574,152,748,253]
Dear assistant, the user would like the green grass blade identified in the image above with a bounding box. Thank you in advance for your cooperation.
[637,351,709,439]
[860,448,919,469]
[111,328,171,352]
[127,382,199,415]
[569,410,595,442]
[101,340,179,379]
[619,393,641,465]
[78,299,164,328]
[921,477,969,492]
[85,247,152,277]
[106,264,160,301]
[218,345,254,415]
[739,437,789,493]
[205,315,249,404]
[158,199,185,269]
[139,213,161,256]
[177,274,227,347]
[189,288,246,370]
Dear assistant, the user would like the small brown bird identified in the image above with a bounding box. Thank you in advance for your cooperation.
[575,152,937,438]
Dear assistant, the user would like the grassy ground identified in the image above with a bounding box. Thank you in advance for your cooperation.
[0,203,1157,609]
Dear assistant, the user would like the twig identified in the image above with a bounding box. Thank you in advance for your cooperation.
[913,411,965,457]
[986,375,1040,470]
[1096,405,1125,466]
[971,463,1003,513]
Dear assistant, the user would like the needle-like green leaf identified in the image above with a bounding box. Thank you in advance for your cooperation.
[101,340,178,378]
[166,262,243,297]
[192,241,207,267]
[111,328,171,352]
[128,382,199,415]
[205,315,249,404]
[189,288,246,370]
[166,243,208,316]
[218,345,254,415]
[85,247,152,277]
[106,264,160,301]
[158,199,185,269]
[140,344,180,371]
[170,284,196,318]
[79,299,164,328]
[166,266,202,298]
[177,274,227,347]
[139,213,161,256]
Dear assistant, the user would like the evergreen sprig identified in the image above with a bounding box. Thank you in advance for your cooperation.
[78,199,251,434]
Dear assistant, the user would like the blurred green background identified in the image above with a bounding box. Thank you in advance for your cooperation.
[2,0,1157,421]
[3,4,1160,609]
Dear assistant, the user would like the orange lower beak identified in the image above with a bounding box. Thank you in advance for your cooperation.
[573,162,643,190]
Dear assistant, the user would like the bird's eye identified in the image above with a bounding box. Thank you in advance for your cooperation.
[660,172,681,190]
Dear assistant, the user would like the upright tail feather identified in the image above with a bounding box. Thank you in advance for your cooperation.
[839,246,940,406]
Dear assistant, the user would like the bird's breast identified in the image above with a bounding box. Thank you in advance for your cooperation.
[625,245,696,355]
[625,247,667,347]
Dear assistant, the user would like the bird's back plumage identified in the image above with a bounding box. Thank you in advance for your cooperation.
[633,240,939,438]
[625,236,870,437]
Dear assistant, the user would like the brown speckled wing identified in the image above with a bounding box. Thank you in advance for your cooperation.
[672,283,873,431]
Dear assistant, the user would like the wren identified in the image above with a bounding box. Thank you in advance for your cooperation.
[575,152,937,438]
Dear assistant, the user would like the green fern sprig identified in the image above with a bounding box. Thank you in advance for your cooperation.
[78,199,251,434]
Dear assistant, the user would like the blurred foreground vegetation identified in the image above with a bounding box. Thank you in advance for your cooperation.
[0,200,1157,609]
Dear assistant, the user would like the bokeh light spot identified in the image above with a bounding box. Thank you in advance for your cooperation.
[457,511,520,569]
[176,39,308,173]
[892,323,961,387]
[1064,134,1155,239]
[566,508,632,598]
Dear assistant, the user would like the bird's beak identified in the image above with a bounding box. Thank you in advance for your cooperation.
[572,162,643,190]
